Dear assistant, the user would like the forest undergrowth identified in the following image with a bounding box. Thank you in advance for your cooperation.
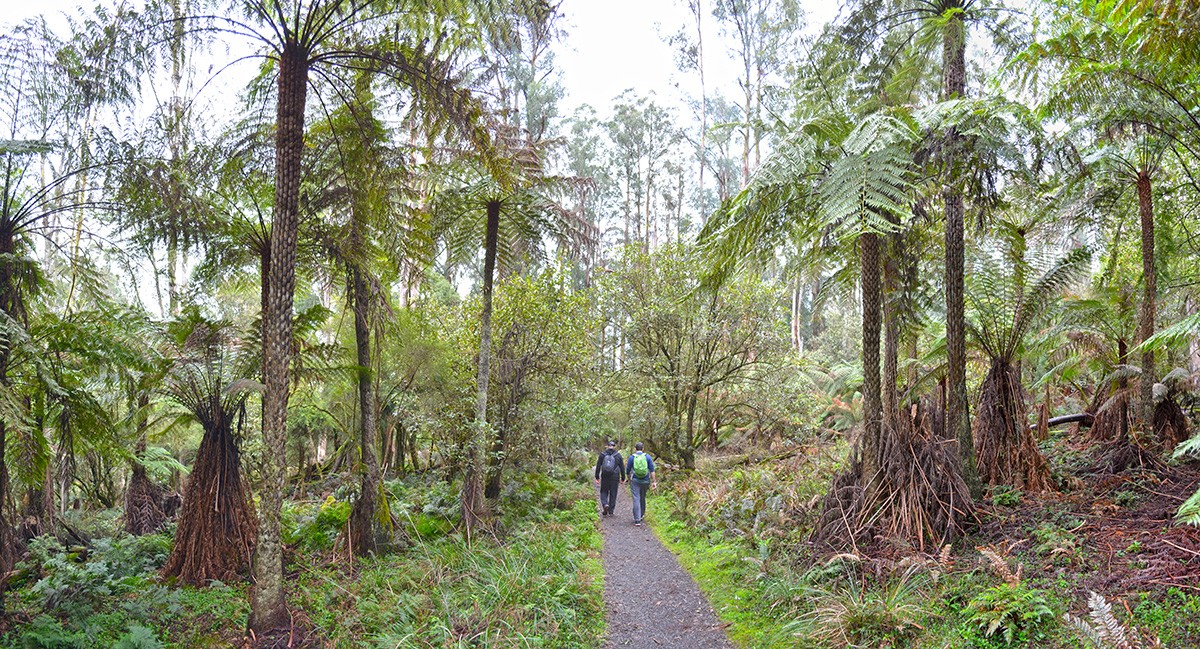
[0,469,604,648]
[650,430,1200,648]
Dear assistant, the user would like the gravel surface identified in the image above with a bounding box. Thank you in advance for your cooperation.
[597,483,733,649]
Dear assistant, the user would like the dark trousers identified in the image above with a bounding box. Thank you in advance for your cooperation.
[599,474,620,513]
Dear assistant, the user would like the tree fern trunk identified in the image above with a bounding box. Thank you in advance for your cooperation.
[1136,170,1156,436]
[860,233,883,483]
[941,6,980,499]
[0,227,16,614]
[463,200,501,531]
[883,220,903,433]
[250,39,308,635]
[0,420,9,616]
[348,261,380,556]
[161,415,256,585]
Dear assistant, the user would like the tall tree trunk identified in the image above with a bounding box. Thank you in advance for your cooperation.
[0,417,8,615]
[463,200,501,531]
[348,262,380,556]
[883,227,902,434]
[860,233,883,483]
[1119,338,1130,441]
[1187,296,1200,390]
[941,8,980,498]
[249,40,308,635]
[0,228,17,614]
[484,418,508,500]
[168,229,179,316]
[1136,170,1156,435]
[683,391,698,470]
[791,278,802,353]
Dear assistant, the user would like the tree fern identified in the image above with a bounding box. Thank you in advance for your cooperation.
[699,110,917,285]
[968,247,1091,363]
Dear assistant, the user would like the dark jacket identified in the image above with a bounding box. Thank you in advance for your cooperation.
[595,449,626,481]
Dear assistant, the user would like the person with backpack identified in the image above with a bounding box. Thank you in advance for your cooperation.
[626,442,657,526]
[594,440,626,516]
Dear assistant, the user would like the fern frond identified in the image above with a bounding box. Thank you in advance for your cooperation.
[977,545,1020,587]
[1176,487,1200,526]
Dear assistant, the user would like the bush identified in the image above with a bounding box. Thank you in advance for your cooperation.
[5,535,172,648]
[794,564,930,648]
[283,495,352,552]
[23,534,170,613]
[1030,521,1080,565]
[992,485,1021,507]
[965,582,1056,645]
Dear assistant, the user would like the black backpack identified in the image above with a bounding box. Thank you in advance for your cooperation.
[601,451,619,475]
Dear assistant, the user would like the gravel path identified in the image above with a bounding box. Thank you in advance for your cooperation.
[597,483,734,649]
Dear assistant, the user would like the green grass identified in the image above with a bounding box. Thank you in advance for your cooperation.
[648,494,807,648]
[293,498,605,648]
[2,473,605,649]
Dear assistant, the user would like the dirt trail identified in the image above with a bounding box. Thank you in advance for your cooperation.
[597,483,733,649]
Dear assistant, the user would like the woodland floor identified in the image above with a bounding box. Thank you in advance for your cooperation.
[597,482,733,649]
[978,457,1200,598]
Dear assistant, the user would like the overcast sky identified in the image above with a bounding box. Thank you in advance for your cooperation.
[555,0,838,117]
[2,0,840,120]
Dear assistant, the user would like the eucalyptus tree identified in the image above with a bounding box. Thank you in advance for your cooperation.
[711,0,804,183]
[604,92,684,250]
[486,0,566,145]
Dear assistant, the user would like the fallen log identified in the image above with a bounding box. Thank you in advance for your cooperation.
[1028,412,1094,430]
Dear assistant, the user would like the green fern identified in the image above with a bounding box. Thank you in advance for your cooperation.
[968,247,1091,363]
[966,582,1056,645]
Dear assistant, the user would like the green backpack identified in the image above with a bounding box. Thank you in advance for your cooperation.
[632,453,649,479]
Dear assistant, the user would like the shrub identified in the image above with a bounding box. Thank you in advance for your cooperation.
[794,564,930,648]
[966,583,1055,645]
[965,545,1057,645]
[283,495,352,552]
[10,615,88,649]
[23,534,170,614]
[992,485,1021,507]
[1031,521,1080,565]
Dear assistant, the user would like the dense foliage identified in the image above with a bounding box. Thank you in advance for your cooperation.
[1,0,1199,646]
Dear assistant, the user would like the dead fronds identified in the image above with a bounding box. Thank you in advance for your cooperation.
[1089,387,1132,444]
[1066,591,1163,649]
[815,397,975,552]
[977,543,1023,587]
[1153,397,1188,453]
[973,362,1053,492]
[123,462,168,536]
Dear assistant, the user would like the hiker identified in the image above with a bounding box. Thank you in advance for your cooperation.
[626,442,657,526]
[594,440,626,516]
